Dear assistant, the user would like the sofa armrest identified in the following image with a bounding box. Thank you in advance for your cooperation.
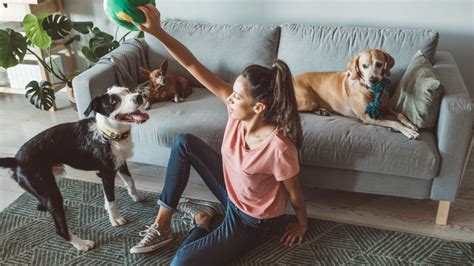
[72,38,149,119]
[431,51,472,201]
[72,64,116,119]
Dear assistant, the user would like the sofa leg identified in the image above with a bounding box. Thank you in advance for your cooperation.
[435,201,451,225]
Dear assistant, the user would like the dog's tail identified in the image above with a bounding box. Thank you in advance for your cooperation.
[0,157,19,182]
[0,157,17,170]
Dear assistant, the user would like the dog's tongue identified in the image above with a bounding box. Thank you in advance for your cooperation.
[130,110,149,123]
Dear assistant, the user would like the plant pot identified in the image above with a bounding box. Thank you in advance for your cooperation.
[0,67,9,86]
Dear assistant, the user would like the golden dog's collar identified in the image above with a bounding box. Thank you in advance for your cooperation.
[97,125,130,141]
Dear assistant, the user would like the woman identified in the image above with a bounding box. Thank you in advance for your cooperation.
[130,4,308,265]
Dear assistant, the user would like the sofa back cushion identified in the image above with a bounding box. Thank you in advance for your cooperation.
[145,20,281,87]
[278,24,439,88]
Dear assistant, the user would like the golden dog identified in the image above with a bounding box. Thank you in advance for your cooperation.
[293,49,420,140]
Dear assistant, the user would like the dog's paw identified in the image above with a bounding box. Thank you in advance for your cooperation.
[401,127,420,140]
[314,108,330,116]
[73,239,96,251]
[104,201,126,226]
[70,234,95,251]
[130,192,144,202]
[406,123,419,132]
[109,215,127,227]
[413,133,421,140]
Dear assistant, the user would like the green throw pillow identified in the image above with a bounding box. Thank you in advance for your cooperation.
[390,50,443,129]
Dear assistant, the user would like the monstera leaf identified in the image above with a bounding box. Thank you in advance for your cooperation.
[25,80,56,111]
[90,37,119,56]
[81,27,119,63]
[23,13,52,49]
[0,28,27,68]
[72,21,93,34]
[42,14,72,40]
[81,46,98,63]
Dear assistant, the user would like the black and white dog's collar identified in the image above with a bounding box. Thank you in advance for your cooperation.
[97,125,130,141]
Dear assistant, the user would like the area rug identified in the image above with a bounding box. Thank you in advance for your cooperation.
[0,178,472,265]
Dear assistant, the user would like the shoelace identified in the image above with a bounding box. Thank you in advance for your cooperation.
[138,225,162,245]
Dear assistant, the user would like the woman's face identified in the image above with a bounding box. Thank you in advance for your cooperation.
[226,75,259,120]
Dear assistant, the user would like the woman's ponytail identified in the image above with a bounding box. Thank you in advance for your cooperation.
[269,60,303,149]
[242,60,303,149]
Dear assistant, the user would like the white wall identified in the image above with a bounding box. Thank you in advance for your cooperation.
[64,0,474,97]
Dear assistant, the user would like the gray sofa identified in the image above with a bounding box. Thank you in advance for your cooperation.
[73,21,472,225]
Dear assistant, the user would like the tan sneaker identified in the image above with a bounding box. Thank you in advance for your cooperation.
[177,199,221,225]
[129,223,174,254]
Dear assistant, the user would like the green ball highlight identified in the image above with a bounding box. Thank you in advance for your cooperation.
[104,0,156,31]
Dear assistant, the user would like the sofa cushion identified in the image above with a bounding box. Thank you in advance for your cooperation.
[131,88,228,150]
[278,24,439,89]
[145,20,280,87]
[132,88,440,179]
[300,113,440,179]
[390,50,444,129]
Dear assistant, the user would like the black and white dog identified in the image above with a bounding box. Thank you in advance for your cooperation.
[0,86,149,251]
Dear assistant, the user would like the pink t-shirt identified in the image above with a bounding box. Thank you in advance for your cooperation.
[221,109,300,219]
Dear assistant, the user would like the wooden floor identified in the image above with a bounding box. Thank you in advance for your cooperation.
[1,92,473,243]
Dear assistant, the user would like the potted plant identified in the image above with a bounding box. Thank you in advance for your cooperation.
[0,12,141,111]
[0,13,91,110]
[81,26,143,64]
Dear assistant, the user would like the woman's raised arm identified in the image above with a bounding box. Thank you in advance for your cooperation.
[136,4,232,103]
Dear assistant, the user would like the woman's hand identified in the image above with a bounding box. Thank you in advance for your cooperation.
[135,4,163,37]
[281,175,308,247]
[281,222,307,247]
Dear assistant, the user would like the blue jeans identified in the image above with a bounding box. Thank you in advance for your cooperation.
[157,133,285,266]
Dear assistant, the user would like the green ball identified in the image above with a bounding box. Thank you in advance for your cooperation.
[104,0,156,31]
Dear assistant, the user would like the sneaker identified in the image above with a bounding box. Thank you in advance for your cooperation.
[177,198,221,225]
[130,223,174,254]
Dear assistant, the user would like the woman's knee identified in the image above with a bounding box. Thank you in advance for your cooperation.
[172,133,196,149]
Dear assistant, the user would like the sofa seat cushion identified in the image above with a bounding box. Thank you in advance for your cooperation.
[132,88,440,179]
[278,24,439,89]
[131,88,228,150]
[300,113,440,179]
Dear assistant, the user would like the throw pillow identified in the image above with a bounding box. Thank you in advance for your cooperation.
[390,50,443,128]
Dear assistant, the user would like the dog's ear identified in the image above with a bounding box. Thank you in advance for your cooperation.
[347,55,360,80]
[383,52,395,76]
[160,59,168,74]
[139,66,151,77]
[84,96,102,117]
